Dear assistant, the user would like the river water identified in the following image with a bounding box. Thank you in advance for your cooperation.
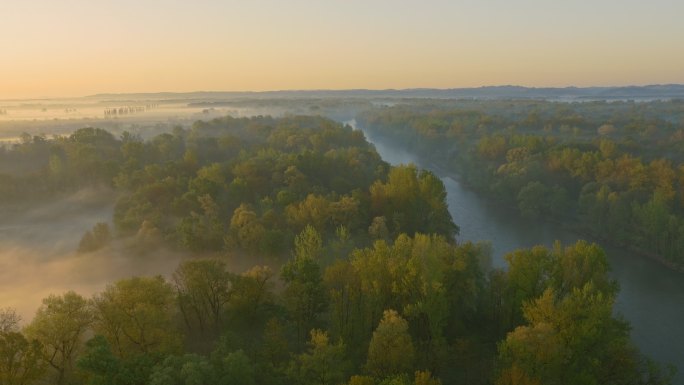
[349,120,684,380]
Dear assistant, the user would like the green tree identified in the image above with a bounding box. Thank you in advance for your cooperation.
[370,165,456,239]
[0,308,44,385]
[497,285,664,385]
[227,203,266,254]
[25,291,93,385]
[286,194,331,233]
[0,331,44,385]
[516,182,549,219]
[178,194,225,252]
[282,226,327,346]
[549,241,616,298]
[288,329,349,385]
[78,335,157,385]
[368,216,390,240]
[92,276,181,358]
[366,310,414,378]
[214,350,255,385]
[148,353,214,385]
[503,246,553,326]
[0,308,21,333]
[414,370,442,385]
[229,266,275,329]
[348,375,376,385]
[78,223,112,253]
[173,258,233,337]
[260,318,289,369]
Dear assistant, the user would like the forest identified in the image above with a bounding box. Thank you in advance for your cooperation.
[358,99,684,271]
[0,115,675,384]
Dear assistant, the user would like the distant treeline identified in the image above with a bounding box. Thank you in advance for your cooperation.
[104,104,158,117]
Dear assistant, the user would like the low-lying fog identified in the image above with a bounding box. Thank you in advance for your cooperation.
[0,188,186,322]
[0,97,353,323]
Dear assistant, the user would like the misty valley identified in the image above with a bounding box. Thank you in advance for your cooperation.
[1,93,683,385]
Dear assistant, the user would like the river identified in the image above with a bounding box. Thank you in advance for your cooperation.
[348,119,684,381]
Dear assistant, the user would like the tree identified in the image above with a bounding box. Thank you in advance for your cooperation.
[293,224,323,261]
[227,203,266,254]
[92,223,112,245]
[503,246,553,326]
[148,353,214,385]
[329,196,361,230]
[230,266,275,329]
[0,308,44,385]
[78,222,112,253]
[323,260,364,353]
[549,241,616,298]
[178,195,225,252]
[78,335,157,385]
[92,276,181,358]
[498,241,668,385]
[146,346,256,385]
[516,182,549,219]
[368,216,390,240]
[0,331,44,385]
[597,123,616,136]
[286,194,331,233]
[414,370,442,385]
[370,165,456,239]
[25,291,93,385]
[214,350,255,385]
[173,259,233,337]
[348,375,376,385]
[366,310,414,378]
[288,329,349,385]
[0,308,21,333]
[282,226,327,346]
[260,318,289,369]
[496,284,665,385]
[188,163,227,197]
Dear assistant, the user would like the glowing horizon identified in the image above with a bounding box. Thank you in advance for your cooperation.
[2,0,683,99]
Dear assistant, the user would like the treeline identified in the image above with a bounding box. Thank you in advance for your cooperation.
[358,100,684,269]
[0,233,671,384]
[104,104,157,117]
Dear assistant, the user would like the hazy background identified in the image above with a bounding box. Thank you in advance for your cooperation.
[2,0,683,99]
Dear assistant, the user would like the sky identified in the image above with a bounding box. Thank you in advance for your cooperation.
[1,0,683,98]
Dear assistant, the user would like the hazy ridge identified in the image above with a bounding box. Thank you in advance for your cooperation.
[87,84,684,101]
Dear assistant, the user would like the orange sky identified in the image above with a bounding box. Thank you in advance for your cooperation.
[1,0,683,98]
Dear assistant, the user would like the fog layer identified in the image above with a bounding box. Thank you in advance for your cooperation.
[0,188,184,321]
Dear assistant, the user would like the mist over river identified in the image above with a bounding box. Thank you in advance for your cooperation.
[348,119,684,381]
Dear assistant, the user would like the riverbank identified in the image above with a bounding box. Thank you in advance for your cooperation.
[353,119,684,381]
[362,122,684,274]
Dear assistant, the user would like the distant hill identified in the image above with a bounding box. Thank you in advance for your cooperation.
[88,84,684,101]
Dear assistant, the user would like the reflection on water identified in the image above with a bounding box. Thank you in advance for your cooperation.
[353,120,684,380]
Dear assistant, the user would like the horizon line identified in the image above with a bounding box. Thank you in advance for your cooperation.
[2,83,684,101]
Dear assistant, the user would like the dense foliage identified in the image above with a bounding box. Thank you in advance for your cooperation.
[358,99,684,269]
[0,115,455,256]
[0,235,669,384]
[0,114,673,384]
